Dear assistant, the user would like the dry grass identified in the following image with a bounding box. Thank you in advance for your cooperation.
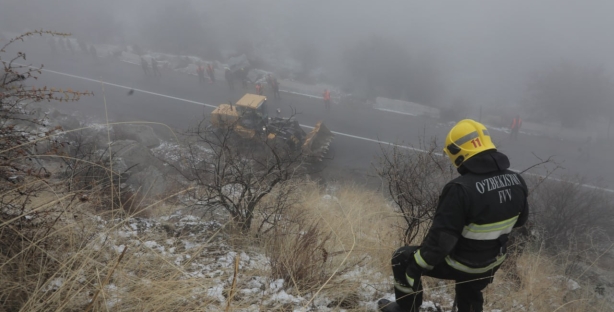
[483,245,614,312]
[2,176,613,311]
[258,181,405,310]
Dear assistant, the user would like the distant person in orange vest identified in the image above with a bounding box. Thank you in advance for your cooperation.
[197,64,205,84]
[323,89,331,111]
[510,115,522,140]
[256,82,263,95]
[206,63,215,83]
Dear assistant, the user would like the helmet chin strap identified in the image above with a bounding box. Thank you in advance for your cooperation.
[454,155,464,167]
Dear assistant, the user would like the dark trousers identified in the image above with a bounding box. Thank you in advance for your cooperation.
[273,86,280,99]
[391,246,498,312]
[510,128,519,140]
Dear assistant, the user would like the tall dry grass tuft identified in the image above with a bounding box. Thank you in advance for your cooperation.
[484,243,614,312]
[259,180,405,309]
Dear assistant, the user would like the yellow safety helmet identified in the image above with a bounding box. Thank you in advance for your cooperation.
[443,119,496,167]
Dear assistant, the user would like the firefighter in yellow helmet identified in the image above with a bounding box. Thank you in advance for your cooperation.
[379,119,529,312]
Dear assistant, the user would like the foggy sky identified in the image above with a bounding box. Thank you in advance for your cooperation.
[3,0,614,108]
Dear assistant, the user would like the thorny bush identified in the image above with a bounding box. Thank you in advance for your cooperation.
[0,31,91,311]
[167,116,305,234]
[376,139,455,244]
[527,175,614,251]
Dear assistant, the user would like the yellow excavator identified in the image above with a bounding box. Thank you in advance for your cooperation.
[210,93,334,161]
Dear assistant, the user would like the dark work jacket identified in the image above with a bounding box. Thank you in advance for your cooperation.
[419,150,529,269]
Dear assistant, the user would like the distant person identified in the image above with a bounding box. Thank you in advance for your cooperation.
[141,57,151,76]
[271,76,280,99]
[225,67,234,91]
[239,68,249,89]
[197,64,205,84]
[267,74,280,99]
[323,88,331,111]
[510,115,522,140]
[206,63,215,83]
[151,58,161,77]
[255,82,263,95]
[266,74,273,87]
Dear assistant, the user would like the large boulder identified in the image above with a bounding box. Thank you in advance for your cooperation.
[112,140,157,173]
[114,124,160,148]
[49,109,81,131]
[111,140,168,199]
[126,165,166,198]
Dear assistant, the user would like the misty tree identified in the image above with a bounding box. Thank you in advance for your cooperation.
[292,42,319,80]
[343,35,442,105]
[528,62,612,128]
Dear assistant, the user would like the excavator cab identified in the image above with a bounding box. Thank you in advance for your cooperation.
[211,94,268,139]
[211,93,334,161]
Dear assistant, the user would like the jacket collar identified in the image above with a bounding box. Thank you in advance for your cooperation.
[457,150,510,175]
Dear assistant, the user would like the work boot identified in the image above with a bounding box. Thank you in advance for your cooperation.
[378,299,408,312]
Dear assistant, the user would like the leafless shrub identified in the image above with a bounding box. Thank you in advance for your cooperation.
[59,131,136,212]
[253,179,303,235]
[376,139,455,244]
[527,175,614,251]
[1,31,92,184]
[0,32,93,311]
[167,117,305,233]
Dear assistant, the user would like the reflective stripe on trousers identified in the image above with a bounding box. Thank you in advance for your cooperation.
[445,254,506,274]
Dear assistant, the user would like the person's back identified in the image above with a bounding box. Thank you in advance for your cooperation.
[380,119,529,312]
[438,154,527,267]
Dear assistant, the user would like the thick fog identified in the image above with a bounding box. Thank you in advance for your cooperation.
[3,0,614,127]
